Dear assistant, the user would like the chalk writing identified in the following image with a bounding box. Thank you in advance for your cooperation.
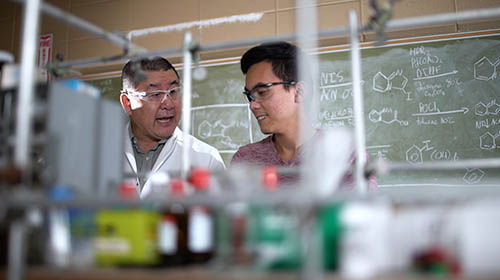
[415,82,445,97]
[463,168,485,184]
[372,69,411,100]
[475,100,500,116]
[474,56,500,81]
[368,107,409,126]
[320,71,344,86]
[320,83,356,102]
[479,131,500,150]
[412,103,469,116]
[367,144,391,160]
[476,118,500,129]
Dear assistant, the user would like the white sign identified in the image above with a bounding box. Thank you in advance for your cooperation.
[38,34,53,82]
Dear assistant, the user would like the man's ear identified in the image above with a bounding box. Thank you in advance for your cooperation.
[120,92,132,115]
[294,81,306,103]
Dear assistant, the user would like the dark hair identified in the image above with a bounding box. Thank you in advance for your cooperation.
[240,41,300,89]
[121,56,179,90]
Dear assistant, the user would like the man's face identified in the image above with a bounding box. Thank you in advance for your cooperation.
[245,61,299,135]
[121,69,181,144]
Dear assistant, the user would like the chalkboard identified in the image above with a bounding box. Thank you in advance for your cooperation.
[85,32,500,187]
[317,33,500,187]
[86,75,122,101]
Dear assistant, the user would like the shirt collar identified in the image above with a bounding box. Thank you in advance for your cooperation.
[128,125,169,153]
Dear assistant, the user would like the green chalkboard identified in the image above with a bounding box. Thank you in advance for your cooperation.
[86,75,122,101]
[317,34,500,187]
[86,32,500,187]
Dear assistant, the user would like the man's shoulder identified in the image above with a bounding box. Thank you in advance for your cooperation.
[236,136,272,153]
[231,135,274,165]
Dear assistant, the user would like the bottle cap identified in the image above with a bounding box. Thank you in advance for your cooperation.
[118,181,137,200]
[170,178,185,196]
[189,167,211,191]
[262,165,279,190]
[49,185,75,201]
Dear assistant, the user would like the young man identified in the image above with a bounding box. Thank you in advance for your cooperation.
[231,41,376,188]
[120,57,225,198]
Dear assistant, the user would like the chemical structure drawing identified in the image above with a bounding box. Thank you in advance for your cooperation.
[475,99,500,116]
[479,131,500,150]
[406,140,485,184]
[372,69,412,100]
[463,168,485,184]
[406,140,458,164]
[368,107,409,126]
[474,56,500,81]
[406,140,434,165]
[198,119,248,149]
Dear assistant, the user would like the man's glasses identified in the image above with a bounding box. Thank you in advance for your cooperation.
[243,81,296,103]
[126,87,182,103]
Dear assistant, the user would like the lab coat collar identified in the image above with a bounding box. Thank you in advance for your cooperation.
[125,124,183,199]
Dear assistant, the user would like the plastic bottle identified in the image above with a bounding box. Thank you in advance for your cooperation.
[45,185,73,268]
[249,166,301,270]
[227,202,252,265]
[158,203,189,266]
[152,173,189,267]
[61,79,100,98]
[187,168,215,264]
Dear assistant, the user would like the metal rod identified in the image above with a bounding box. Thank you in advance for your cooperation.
[56,54,131,69]
[7,181,500,210]
[379,158,500,172]
[15,0,40,168]
[52,7,500,70]
[299,205,322,280]
[296,1,322,279]
[181,32,193,177]
[8,219,27,280]
[13,0,145,54]
[54,30,348,70]
[297,0,320,181]
[3,187,357,210]
[349,11,368,194]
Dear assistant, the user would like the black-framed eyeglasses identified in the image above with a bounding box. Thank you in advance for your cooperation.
[243,81,297,103]
[125,87,182,103]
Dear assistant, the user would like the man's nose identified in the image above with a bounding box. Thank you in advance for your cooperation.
[159,93,174,108]
[249,100,261,110]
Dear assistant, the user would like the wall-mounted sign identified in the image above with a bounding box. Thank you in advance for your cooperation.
[38,33,53,81]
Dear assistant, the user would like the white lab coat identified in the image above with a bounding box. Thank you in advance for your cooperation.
[123,124,226,199]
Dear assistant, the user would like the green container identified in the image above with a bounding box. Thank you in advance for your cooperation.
[95,209,160,266]
[318,202,344,271]
[248,206,301,270]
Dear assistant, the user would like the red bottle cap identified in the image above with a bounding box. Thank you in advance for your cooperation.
[118,181,138,200]
[170,178,185,197]
[189,167,211,191]
[262,165,279,190]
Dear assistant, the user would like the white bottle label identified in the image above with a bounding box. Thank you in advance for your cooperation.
[188,207,213,253]
[158,217,178,254]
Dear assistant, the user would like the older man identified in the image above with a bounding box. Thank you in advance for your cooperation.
[120,56,225,198]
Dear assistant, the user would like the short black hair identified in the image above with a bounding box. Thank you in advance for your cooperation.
[121,56,179,90]
[240,41,299,88]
